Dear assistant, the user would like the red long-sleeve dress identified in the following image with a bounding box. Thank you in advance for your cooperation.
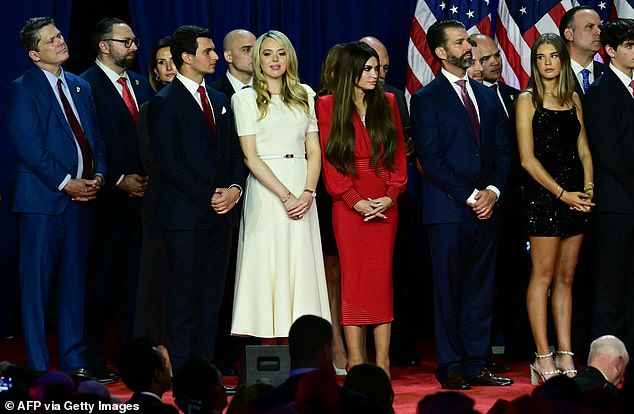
[316,93,407,325]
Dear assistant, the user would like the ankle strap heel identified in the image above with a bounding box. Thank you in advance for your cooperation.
[555,350,577,376]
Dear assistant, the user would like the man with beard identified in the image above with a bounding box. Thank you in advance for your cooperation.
[410,20,512,390]
[81,17,155,383]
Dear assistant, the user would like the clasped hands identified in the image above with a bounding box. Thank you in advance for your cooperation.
[561,190,594,213]
[117,174,148,198]
[471,189,497,221]
[211,187,241,214]
[64,176,103,202]
[354,197,394,222]
[283,191,313,220]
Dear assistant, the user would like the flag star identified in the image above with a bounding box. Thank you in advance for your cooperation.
[450,5,458,14]
[598,1,606,9]
[466,10,474,18]
[520,6,527,14]
[440,1,446,10]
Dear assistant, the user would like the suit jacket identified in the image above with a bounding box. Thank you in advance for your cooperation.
[496,82,522,198]
[410,73,511,224]
[383,83,410,137]
[573,365,619,394]
[126,392,178,414]
[584,68,634,214]
[211,74,236,99]
[80,64,155,222]
[5,67,106,215]
[148,77,245,229]
[574,61,606,98]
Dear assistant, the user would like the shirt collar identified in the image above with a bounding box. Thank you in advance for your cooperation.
[571,59,593,75]
[442,67,469,84]
[609,63,634,89]
[41,67,66,89]
[177,72,206,95]
[140,391,162,402]
[95,58,129,84]
[226,71,252,92]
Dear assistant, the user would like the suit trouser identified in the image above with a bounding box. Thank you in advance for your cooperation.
[427,219,497,380]
[19,202,92,372]
[164,222,232,371]
[593,213,634,354]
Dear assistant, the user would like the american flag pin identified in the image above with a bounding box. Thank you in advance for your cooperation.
[76,87,81,92]
[135,80,140,85]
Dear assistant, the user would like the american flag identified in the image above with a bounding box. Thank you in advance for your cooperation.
[406,0,634,100]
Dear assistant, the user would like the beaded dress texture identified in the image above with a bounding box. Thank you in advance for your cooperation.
[522,107,588,236]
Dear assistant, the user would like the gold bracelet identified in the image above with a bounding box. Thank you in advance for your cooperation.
[584,182,595,192]
[557,187,565,199]
[280,191,292,204]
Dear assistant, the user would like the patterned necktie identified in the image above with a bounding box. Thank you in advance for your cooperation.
[630,80,634,99]
[57,79,93,179]
[456,79,481,146]
[581,69,591,93]
[117,77,138,123]
[197,85,217,138]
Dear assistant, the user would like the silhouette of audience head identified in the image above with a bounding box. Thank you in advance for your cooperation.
[295,369,341,414]
[417,391,479,414]
[344,363,394,413]
[288,315,334,374]
[116,337,172,395]
[172,359,226,414]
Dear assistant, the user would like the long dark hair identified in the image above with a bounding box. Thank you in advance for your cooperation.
[527,33,574,109]
[325,42,397,175]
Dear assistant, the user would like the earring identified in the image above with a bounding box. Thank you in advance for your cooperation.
[155,75,160,81]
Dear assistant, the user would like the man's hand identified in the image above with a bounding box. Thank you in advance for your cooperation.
[471,189,497,220]
[117,174,148,198]
[211,187,241,214]
[64,178,100,202]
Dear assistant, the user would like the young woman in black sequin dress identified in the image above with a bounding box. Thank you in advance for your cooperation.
[516,33,594,384]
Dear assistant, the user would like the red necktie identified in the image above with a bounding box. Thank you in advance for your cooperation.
[117,77,138,123]
[197,85,217,138]
[57,79,93,179]
[630,80,634,99]
[456,79,481,147]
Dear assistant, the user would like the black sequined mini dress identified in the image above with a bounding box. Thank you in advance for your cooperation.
[522,107,588,237]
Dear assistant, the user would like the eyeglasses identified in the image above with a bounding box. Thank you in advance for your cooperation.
[103,38,140,48]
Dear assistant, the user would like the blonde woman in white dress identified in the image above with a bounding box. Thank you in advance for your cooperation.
[231,30,331,343]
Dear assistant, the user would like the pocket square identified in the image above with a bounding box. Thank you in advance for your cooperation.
[221,106,227,115]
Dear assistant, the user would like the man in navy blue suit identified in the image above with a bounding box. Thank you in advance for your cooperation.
[585,19,634,357]
[410,20,512,390]
[148,25,245,370]
[80,18,155,382]
[560,6,606,97]
[4,17,106,376]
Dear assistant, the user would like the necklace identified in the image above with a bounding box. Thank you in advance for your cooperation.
[544,91,558,98]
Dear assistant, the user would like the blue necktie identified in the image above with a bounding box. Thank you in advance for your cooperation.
[581,69,591,93]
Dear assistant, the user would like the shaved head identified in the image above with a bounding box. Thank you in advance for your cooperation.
[360,35,390,80]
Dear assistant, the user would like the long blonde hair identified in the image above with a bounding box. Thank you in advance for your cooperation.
[528,33,575,109]
[252,30,309,119]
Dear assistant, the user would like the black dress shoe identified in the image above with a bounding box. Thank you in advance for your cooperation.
[68,367,119,385]
[487,359,512,374]
[439,370,471,390]
[224,385,237,396]
[467,367,513,386]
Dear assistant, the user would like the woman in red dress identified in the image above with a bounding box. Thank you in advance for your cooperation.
[316,42,407,376]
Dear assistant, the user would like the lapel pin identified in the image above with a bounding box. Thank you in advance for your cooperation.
[76,87,81,93]
[135,80,140,86]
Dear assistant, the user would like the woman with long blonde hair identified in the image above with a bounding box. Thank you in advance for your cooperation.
[230,31,331,343]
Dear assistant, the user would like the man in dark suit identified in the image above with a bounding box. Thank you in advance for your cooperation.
[410,20,512,390]
[148,25,245,370]
[210,28,256,378]
[211,29,256,97]
[471,33,532,365]
[5,17,106,376]
[80,18,155,382]
[585,19,634,356]
[574,335,629,394]
[117,337,177,414]
[560,6,606,97]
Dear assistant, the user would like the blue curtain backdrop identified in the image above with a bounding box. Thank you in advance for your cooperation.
[0,0,417,335]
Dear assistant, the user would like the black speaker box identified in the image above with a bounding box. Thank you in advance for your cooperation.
[238,345,291,386]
